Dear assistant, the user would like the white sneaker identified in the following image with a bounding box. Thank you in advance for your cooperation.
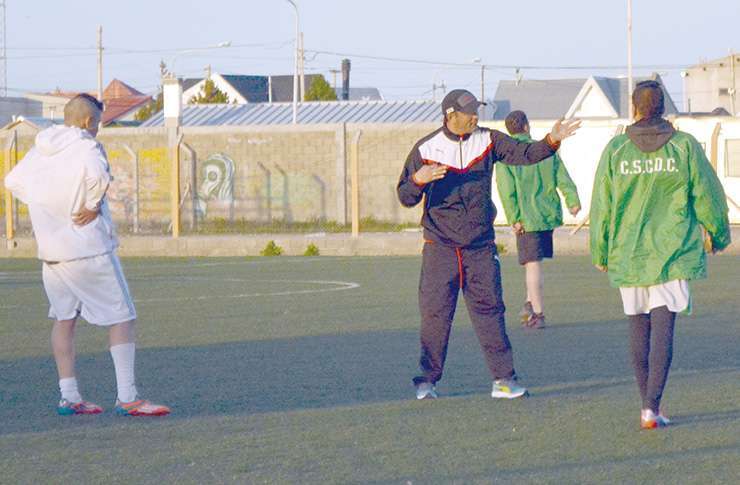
[640,409,670,429]
[491,379,528,399]
[415,382,438,400]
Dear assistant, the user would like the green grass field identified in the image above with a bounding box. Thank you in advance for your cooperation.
[1,255,738,484]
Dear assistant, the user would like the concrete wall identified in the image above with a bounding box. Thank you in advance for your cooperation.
[2,117,740,239]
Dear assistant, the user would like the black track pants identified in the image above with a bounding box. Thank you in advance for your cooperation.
[413,241,515,385]
[629,306,676,412]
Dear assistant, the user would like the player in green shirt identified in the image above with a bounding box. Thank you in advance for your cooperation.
[496,111,581,329]
[589,80,731,429]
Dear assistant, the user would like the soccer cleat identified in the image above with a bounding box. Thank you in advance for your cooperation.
[519,301,534,324]
[491,379,529,399]
[526,312,546,329]
[115,398,171,417]
[640,409,671,429]
[57,399,103,416]
[415,382,438,400]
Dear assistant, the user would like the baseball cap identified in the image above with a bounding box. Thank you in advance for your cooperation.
[441,89,486,116]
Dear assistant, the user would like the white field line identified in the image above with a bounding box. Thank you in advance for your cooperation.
[0,255,400,279]
[0,278,360,309]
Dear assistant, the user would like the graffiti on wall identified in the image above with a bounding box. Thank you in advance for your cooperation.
[196,153,235,218]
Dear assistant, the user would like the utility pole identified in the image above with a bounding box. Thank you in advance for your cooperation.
[627,0,633,120]
[730,50,737,115]
[285,0,299,123]
[480,64,485,102]
[432,81,446,102]
[97,25,103,102]
[299,32,305,101]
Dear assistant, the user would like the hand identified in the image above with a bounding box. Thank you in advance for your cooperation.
[550,118,582,142]
[595,264,607,273]
[512,221,525,235]
[568,204,581,216]
[73,206,99,226]
[413,163,448,185]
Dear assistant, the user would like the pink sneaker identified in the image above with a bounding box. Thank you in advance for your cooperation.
[57,399,103,416]
[115,398,170,416]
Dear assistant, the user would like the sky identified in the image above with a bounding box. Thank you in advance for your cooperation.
[6,0,740,109]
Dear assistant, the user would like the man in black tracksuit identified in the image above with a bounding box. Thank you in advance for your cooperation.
[397,89,580,400]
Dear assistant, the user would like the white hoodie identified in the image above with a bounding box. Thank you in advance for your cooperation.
[4,125,118,261]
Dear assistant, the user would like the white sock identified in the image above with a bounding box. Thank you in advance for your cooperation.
[59,377,82,403]
[110,343,138,403]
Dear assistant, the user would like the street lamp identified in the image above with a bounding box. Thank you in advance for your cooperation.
[285,0,300,124]
[168,41,232,78]
[472,58,485,102]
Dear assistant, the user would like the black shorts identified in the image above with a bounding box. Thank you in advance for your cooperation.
[516,230,554,265]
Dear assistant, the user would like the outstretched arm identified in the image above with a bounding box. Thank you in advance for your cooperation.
[493,118,581,166]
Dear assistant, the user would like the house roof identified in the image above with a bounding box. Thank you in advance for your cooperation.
[101,96,152,125]
[493,74,678,120]
[103,79,145,99]
[492,79,584,120]
[268,74,324,102]
[25,79,152,126]
[182,75,269,103]
[221,75,268,102]
[141,99,443,126]
[334,87,383,101]
[588,74,678,118]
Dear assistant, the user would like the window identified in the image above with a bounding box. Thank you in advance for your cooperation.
[726,139,740,177]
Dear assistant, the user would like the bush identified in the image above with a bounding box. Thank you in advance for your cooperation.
[260,240,283,256]
[303,243,320,256]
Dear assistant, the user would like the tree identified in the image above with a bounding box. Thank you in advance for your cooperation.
[305,76,337,101]
[189,79,230,104]
[134,92,163,122]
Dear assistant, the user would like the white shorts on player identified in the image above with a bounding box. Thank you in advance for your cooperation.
[619,279,691,316]
[42,252,136,325]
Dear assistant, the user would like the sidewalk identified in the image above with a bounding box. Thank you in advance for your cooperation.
[1,226,738,258]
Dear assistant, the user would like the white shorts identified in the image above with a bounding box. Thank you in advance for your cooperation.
[42,252,137,326]
[619,280,691,316]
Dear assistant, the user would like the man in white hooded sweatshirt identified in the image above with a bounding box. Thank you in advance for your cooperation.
[4,94,169,416]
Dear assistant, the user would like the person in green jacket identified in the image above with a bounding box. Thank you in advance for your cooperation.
[496,110,581,329]
[590,80,731,429]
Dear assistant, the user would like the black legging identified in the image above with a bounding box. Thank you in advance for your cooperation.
[629,306,676,413]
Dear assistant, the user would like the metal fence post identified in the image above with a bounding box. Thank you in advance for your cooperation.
[181,142,198,231]
[169,131,183,238]
[121,144,139,234]
[4,129,17,247]
[350,130,362,238]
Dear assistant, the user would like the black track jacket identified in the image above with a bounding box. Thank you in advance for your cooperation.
[397,124,560,248]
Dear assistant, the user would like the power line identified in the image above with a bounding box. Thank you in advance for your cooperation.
[306,48,694,71]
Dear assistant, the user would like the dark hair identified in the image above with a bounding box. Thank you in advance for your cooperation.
[72,93,104,111]
[505,110,529,135]
[632,80,664,119]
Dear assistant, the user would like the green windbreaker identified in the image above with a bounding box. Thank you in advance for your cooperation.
[590,124,731,288]
[495,133,580,231]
